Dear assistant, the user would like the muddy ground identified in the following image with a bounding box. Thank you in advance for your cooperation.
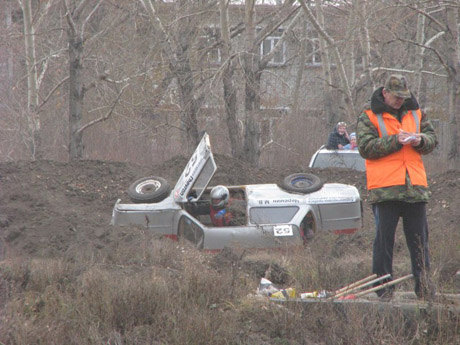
[0,155,459,281]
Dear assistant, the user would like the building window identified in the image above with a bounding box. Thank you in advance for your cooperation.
[306,38,321,65]
[199,26,221,64]
[261,28,285,65]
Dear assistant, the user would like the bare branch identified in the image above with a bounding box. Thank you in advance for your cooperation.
[139,0,175,54]
[403,2,447,31]
[39,76,70,109]
[74,0,93,19]
[260,9,302,67]
[63,0,77,36]
[80,0,103,40]
[254,2,299,47]
[395,34,451,77]
[298,0,354,117]
[77,84,128,134]
[260,139,300,155]
[368,66,447,78]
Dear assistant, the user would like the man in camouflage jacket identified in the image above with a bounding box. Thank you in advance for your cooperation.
[357,74,438,300]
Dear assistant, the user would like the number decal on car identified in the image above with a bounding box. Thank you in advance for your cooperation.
[273,225,293,237]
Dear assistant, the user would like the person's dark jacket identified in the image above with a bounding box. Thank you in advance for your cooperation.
[326,126,350,149]
[357,87,438,204]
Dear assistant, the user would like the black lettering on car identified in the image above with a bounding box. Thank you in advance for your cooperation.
[272,199,300,204]
[180,176,194,196]
[184,153,197,178]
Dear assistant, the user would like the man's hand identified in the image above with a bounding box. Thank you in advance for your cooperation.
[398,129,421,146]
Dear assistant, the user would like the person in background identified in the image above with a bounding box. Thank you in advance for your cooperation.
[357,74,438,300]
[326,121,350,150]
[343,132,358,150]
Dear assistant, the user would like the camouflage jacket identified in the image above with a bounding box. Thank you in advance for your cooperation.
[357,87,438,204]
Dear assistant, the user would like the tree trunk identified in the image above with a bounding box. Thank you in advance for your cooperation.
[174,51,200,149]
[22,0,42,159]
[243,67,262,165]
[68,31,84,160]
[414,11,426,99]
[445,5,460,167]
[242,0,261,165]
[300,0,355,123]
[314,0,335,125]
[292,20,307,117]
[219,0,243,158]
[175,0,200,149]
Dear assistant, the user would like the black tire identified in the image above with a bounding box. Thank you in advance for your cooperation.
[128,176,171,203]
[280,173,323,194]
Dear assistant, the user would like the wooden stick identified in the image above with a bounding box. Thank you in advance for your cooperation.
[353,274,414,298]
[334,274,378,294]
[331,274,391,299]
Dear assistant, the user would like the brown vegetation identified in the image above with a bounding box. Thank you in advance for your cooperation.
[0,155,459,344]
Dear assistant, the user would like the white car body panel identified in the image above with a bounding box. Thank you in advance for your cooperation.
[173,133,216,203]
[309,145,366,171]
[112,133,363,251]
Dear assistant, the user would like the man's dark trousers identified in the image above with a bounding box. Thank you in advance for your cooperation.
[372,201,430,290]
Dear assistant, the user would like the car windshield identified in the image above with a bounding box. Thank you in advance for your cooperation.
[311,151,365,171]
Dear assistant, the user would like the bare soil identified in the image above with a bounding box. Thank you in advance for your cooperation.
[0,155,459,280]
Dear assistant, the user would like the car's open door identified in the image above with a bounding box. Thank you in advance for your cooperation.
[173,133,217,203]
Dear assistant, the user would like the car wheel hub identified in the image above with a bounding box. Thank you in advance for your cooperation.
[135,180,161,194]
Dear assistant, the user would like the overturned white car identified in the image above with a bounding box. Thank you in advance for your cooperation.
[111,133,362,251]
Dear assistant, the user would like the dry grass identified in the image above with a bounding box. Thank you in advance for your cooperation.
[1,227,459,345]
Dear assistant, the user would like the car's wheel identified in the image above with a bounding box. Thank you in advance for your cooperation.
[280,173,323,194]
[128,176,171,203]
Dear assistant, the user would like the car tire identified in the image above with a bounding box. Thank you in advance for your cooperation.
[128,176,171,203]
[280,173,323,194]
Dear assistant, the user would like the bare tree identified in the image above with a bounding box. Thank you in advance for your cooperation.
[291,18,308,118]
[219,0,243,157]
[241,0,299,164]
[138,0,218,149]
[442,3,460,165]
[15,0,57,159]
[63,0,129,160]
[387,1,460,166]
[313,0,335,124]
[298,0,356,123]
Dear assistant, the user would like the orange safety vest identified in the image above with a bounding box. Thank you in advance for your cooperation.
[364,109,427,190]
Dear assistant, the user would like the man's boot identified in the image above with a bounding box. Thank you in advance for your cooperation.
[414,273,436,301]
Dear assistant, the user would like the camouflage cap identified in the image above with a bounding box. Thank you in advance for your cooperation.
[384,74,411,99]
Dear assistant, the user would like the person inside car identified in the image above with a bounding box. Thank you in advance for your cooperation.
[187,185,246,227]
[209,185,234,226]
[326,121,350,150]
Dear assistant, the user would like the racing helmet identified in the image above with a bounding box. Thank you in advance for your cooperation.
[210,185,229,209]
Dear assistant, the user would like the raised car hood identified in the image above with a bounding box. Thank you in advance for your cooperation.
[172,133,217,203]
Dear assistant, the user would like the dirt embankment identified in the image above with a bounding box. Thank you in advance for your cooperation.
[0,156,459,279]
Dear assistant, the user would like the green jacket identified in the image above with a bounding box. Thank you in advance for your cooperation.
[357,87,438,204]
